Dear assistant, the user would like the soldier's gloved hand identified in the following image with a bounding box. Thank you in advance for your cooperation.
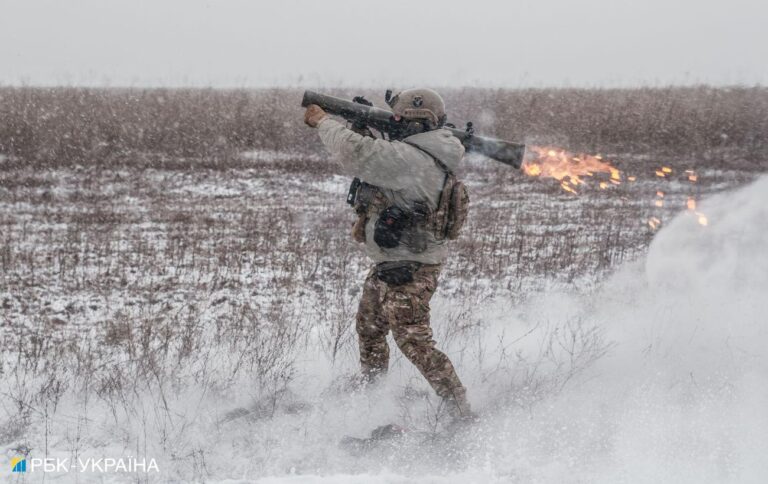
[304,104,327,128]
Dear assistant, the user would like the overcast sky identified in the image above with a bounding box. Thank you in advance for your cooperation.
[1,0,766,88]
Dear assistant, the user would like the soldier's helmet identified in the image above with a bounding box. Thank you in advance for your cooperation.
[387,88,447,129]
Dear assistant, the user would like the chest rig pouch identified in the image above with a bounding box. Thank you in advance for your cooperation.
[347,179,429,253]
[373,202,429,252]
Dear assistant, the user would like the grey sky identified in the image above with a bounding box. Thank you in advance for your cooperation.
[1,0,766,88]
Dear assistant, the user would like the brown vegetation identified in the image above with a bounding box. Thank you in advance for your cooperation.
[1,86,767,169]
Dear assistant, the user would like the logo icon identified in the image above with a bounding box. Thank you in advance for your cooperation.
[11,457,26,473]
[412,95,423,107]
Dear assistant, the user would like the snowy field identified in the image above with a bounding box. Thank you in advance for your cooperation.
[1,148,766,483]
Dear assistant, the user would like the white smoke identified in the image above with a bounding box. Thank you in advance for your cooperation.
[532,173,768,483]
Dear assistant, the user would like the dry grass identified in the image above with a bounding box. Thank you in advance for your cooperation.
[1,86,767,169]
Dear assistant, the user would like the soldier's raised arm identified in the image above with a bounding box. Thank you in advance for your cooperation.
[304,105,418,191]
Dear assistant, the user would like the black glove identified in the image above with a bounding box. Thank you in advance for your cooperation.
[352,96,373,107]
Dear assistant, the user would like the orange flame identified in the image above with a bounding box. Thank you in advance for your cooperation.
[522,149,708,230]
[522,146,621,194]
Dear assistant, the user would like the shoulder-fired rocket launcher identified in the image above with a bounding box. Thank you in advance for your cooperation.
[301,90,526,169]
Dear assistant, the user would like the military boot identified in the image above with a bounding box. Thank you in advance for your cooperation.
[443,393,478,422]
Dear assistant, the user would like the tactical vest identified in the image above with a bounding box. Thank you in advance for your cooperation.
[348,165,469,253]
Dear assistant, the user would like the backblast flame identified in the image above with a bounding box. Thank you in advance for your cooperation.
[522,146,621,194]
[521,148,708,230]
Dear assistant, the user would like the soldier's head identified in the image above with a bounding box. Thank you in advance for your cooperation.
[386,88,447,133]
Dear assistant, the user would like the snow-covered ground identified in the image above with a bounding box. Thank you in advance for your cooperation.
[0,154,764,482]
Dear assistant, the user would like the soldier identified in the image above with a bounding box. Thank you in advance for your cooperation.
[304,89,473,420]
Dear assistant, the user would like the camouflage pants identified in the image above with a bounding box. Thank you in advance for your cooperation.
[356,263,470,415]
